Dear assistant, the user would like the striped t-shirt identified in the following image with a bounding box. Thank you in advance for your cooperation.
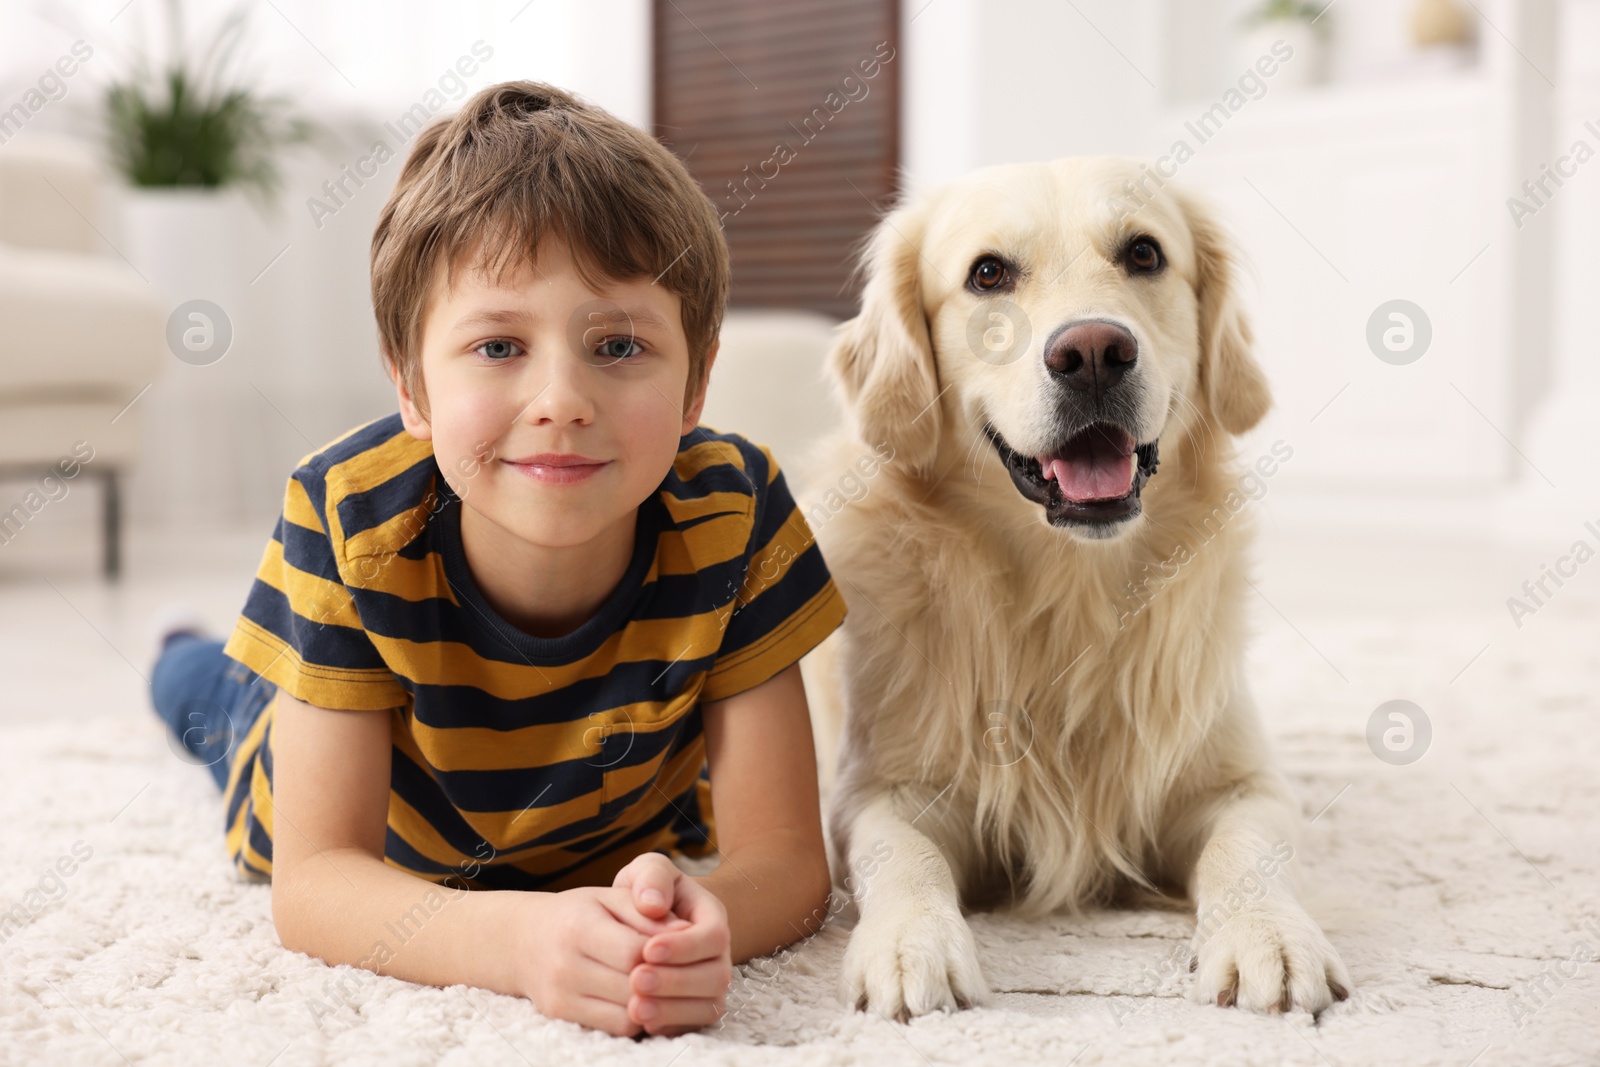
[220,413,847,891]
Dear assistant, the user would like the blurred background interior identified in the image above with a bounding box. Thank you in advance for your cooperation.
[0,0,1594,683]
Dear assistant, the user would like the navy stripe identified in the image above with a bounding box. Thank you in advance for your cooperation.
[719,541,834,658]
[292,469,330,533]
[335,454,439,543]
[427,756,603,814]
[246,811,275,869]
[397,529,433,560]
[238,581,392,673]
[307,414,410,472]
[341,556,745,648]
[278,518,342,585]
[401,655,715,730]
[751,474,802,552]
[389,746,623,852]
[463,801,687,891]
[415,715,700,820]
[224,752,253,830]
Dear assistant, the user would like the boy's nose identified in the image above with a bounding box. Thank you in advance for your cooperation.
[518,359,598,426]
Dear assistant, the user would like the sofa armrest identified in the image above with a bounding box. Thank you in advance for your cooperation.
[0,134,105,255]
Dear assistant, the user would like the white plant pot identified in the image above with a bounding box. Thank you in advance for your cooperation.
[118,185,253,304]
[1240,21,1326,91]
[117,185,261,524]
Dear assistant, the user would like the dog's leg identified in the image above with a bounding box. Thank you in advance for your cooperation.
[1183,777,1352,1014]
[836,786,992,1021]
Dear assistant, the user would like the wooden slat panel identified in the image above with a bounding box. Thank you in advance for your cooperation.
[654,0,900,320]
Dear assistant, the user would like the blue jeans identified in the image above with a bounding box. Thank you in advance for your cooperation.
[149,635,277,790]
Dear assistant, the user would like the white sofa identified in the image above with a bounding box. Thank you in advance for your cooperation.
[0,137,166,578]
[698,309,844,485]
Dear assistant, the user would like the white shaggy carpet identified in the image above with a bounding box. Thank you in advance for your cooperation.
[3,587,1598,1065]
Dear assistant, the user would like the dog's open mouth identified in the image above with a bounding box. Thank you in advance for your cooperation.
[984,422,1160,529]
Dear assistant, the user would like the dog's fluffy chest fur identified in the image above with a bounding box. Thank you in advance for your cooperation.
[818,455,1249,915]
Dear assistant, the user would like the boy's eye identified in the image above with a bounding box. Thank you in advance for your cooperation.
[595,336,644,362]
[474,339,522,361]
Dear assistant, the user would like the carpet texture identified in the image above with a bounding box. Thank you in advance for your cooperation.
[3,608,1597,1066]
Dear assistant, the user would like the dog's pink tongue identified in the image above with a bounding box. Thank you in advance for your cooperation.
[1040,451,1133,503]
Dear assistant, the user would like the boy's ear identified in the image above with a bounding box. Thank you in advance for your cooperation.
[681,338,719,433]
[388,355,432,440]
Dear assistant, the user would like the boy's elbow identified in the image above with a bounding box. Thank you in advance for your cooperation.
[798,852,835,933]
[270,878,307,954]
[270,864,321,956]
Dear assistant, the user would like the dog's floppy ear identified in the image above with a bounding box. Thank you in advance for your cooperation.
[826,197,943,474]
[1180,192,1271,436]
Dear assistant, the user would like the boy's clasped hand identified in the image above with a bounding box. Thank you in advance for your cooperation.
[518,853,733,1037]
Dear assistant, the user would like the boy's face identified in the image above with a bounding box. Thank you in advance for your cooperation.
[396,237,716,548]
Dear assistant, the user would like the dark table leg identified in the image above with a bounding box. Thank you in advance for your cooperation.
[102,468,121,581]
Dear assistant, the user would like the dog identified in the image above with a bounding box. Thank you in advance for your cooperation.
[797,157,1351,1020]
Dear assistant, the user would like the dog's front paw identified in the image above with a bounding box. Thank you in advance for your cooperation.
[842,904,992,1021]
[1189,902,1351,1014]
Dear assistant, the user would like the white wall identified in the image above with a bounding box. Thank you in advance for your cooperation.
[898,0,1575,511]
[902,0,1162,189]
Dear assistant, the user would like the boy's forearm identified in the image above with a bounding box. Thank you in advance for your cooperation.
[272,847,532,996]
[694,831,833,964]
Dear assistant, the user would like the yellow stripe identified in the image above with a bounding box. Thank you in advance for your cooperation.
[735,505,817,609]
[223,707,271,867]
[256,536,366,630]
[601,736,707,828]
[407,685,697,773]
[704,580,846,702]
[364,611,723,698]
[224,617,407,711]
[323,427,432,501]
[388,722,605,847]
[659,487,755,531]
[673,437,746,481]
[334,551,456,604]
[344,491,444,568]
[281,477,325,532]
[657,514,747,575]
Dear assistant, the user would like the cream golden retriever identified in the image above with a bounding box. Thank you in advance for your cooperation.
[798,157,1350,1020]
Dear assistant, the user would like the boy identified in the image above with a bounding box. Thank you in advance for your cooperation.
[148,81,846,1038]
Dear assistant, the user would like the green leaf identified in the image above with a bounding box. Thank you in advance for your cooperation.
[101,0,317,202]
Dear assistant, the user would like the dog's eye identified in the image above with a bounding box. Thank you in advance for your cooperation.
[1126,238,1164,275]
[968,255,1011,293]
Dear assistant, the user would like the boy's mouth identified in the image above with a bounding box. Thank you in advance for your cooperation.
[504,452,610,484]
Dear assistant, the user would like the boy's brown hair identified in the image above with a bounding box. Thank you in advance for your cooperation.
[371,81,729,417]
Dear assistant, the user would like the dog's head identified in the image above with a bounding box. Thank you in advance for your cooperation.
[827,158,1269,542]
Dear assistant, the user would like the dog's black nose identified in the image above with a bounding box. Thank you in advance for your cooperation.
[1044,321,1138,395]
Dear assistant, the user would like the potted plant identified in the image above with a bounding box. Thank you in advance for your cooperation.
[101,0,316,524]
[1239,0,1331,90]
[106,0,314,299]
[105,0,313,201]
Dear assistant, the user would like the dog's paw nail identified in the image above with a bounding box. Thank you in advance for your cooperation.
[1188,955,1198,973]
[1217,987,1237,1009]
[1329,979,1349,1002]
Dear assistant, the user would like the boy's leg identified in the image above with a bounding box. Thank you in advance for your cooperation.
[149,635,276,790]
